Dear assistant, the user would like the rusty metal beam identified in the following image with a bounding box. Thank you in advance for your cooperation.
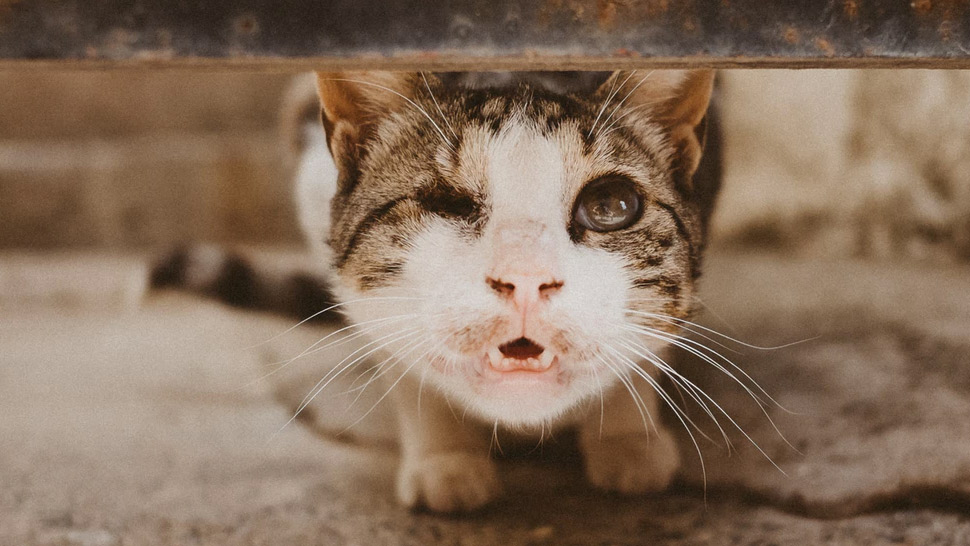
[0,0,969,69]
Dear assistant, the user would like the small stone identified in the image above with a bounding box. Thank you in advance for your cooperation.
[529,525,554,541]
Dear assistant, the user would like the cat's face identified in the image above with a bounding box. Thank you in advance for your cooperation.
[313,71,715,428]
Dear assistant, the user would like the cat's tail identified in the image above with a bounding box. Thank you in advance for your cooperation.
[149,244,343,325]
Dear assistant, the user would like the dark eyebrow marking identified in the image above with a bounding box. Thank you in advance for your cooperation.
[415,183,484,221]
[654,201,690,245]
[336,196,408,268]
[632,275,681,296]
[653,200,697,276]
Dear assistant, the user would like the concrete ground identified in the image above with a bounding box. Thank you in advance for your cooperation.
[2,251,970,545]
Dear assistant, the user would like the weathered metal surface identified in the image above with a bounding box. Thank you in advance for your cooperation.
[0,0,969,69]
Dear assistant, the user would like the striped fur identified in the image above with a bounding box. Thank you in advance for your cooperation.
[150,245,343,325]
[309,70,723,431]
[154,71,722,513]
[319,72,717,296]
[157,72,719,325]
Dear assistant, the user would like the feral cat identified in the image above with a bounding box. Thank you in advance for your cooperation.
[158,70,721,512]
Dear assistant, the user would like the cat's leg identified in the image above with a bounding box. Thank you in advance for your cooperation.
[578,363,680,494]
[391,374,501,512]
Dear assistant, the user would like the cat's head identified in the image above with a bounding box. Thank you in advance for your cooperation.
[307,71,716,428]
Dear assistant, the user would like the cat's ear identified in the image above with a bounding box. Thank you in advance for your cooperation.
[599,70,715,186]
[315,71,420,161]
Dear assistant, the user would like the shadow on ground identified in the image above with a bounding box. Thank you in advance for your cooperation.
[3,251,970,545]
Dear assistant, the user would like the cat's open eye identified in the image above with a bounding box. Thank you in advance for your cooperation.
[572,175,642,232]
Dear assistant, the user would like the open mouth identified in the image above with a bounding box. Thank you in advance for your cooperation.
[486,337,557,373]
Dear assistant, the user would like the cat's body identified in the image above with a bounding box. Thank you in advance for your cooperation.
[156,70,720,512]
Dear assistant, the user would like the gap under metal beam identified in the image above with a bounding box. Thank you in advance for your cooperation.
[1,0,969,69]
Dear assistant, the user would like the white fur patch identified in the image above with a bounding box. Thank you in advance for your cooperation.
[485,122,567,228]
[306,118,671,429]
[341,122,643,426]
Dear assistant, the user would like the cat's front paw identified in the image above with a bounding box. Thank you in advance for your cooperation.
[396,452,502,513]
[582,429,680,495]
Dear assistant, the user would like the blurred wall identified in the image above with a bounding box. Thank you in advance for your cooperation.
[716,69,970,261]
[1,69,968,261]
[0,71,300,248]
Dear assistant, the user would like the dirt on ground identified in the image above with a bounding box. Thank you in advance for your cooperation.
[2,251,970,545]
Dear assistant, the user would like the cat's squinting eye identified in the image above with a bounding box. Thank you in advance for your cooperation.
[572,176,642,232]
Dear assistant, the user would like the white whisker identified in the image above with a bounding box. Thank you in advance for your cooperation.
[422,72,459,141]
[619,336,789,474]
[615,338,731,450]
[490,420,504,457]
[623,321,791,414]
[588,70,636,139]
[626,325,800,454]
[343,339,444,432]
[594,352,655,435]
[323,77,456,152]
[604,344,717,445]
[596,70,655,139]
[597,102,653,140]
[601,345,709,491]
[627,309,816,351]
[269,325,423,441]
[417,360,432,422]
[590,364,606,440]
[628,323,769,406]
[276,327,424,437]
[244,295,426,350]
[245,314,422,391]
[344,333,433,403]
[349,333,435,396]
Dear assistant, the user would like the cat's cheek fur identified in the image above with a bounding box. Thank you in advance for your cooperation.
[389,220,641,429]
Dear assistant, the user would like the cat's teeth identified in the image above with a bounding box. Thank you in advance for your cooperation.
[537,350,555,371]
[487,347,504,370]
[487,348,556,372]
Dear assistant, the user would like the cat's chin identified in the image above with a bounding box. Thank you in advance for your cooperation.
[473,356,566,405]
[428,353,594,426]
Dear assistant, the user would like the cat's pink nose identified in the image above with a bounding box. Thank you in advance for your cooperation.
[487,220,563,313]
[486,273,563,311]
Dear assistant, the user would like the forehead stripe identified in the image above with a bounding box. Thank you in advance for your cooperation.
[336,196,408,268]
[654,200,694,263]
[337,184,487,269]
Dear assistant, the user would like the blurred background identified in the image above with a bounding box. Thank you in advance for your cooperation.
[4,70,970,544]
[0,71,298,250]
[2,69,969,260]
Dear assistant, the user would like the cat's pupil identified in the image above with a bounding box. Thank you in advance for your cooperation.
[591,199,627,223]
[573,176,642,232]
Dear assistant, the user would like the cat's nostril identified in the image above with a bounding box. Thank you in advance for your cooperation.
[486,276,516,297]
[486,276,564,299]
[538,280,564,295]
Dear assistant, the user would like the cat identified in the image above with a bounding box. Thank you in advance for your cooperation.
[155,70,721,513]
